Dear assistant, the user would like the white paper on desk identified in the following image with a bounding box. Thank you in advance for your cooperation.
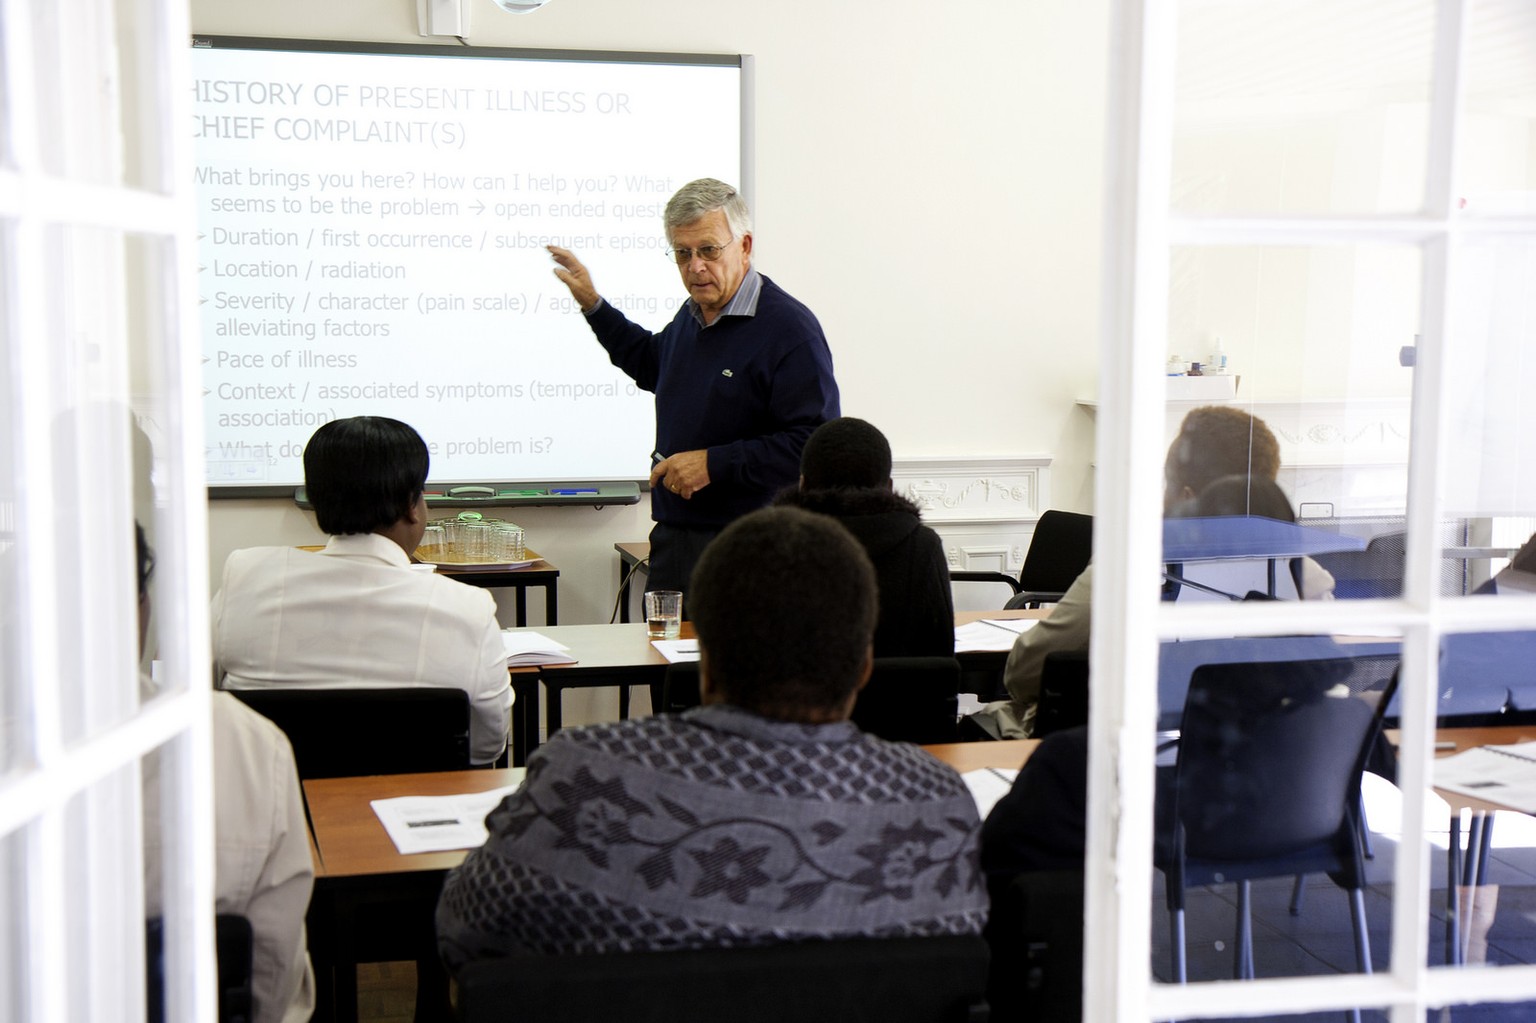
[1433,746,1536,814]
[981,618,1039,636]
[953,621,1022,653]
[371,779,524,855]
[962,768,1018,818]
[652,639,700,663]
[502,630,576,667]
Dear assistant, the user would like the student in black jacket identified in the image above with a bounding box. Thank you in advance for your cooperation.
[776,417,955,657]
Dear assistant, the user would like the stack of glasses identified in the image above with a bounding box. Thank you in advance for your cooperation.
[417,512,526,564]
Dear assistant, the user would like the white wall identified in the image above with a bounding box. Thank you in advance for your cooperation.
[196,0,1113,627]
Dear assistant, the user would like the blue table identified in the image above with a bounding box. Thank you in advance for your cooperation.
[1163,517,1366,599]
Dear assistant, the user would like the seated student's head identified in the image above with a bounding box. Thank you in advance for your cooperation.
[799,416,893,491]
[303,417,429,537]
[1182,474,1296,522]
[689,506,877,724]
[1164,406,1280,513]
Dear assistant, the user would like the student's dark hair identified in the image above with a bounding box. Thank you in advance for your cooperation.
[303,417,429,535]
[800,417,892,490]
[1190,474,1296,522]
[135,521,155,599]
[1165,405,1280,497]
[689,506,877,720]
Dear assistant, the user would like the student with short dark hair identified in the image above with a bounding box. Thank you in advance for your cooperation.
[775,417,954,657]
[436,506,986,968]
[211,417,511,764]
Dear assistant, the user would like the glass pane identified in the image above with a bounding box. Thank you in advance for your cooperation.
[66,765,149,1021]
[1146,636,1401,988]
[1,221,21,775]
[0,827,27,1020]
[142,733,189,1023]
[40,223,140,745]
[1426,629,1536,978]
[124,232,181,690]
[1457,1,1536,215]
[1440,239,1536,597]
[28,3,134,187]
[1162,244,1417,598]
[1173,0,1435,217]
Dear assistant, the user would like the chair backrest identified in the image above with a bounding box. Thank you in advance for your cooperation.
[664,657,960,745]
[1312,530,1406,599]
[227,687,471,778]
[453,935,990,1023]
[146,914,254,1023]
[1173,654,1399,862]
[850,656,962,744]
[1034,650,1090,738]
[1008,510,1093,607]
[985,870,1084,1023]
[661,661,702,715]
[1156,635,1400,730]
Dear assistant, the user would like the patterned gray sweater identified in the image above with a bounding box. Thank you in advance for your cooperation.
[436,704,987,969]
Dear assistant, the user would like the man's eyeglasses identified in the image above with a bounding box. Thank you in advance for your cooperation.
[665,239,734,265]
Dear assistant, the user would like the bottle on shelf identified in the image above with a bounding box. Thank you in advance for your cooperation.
[1206,335,1229,375]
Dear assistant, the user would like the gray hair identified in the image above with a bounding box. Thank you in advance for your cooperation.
[664,178,752,242]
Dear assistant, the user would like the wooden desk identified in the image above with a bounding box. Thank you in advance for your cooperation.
[303,739,1033,879]
[515,609,1049,747]
[435,552,560,627]
[301,738,1030,1019]
[1387,725,1536,967]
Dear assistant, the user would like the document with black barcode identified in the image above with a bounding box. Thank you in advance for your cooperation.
[1434,745,1536,814]
[371,777,524,854]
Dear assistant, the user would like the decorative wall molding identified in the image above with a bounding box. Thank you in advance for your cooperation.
[1076,396,1411,468]
[892,456,1053,525]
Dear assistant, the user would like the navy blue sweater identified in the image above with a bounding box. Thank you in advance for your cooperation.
[586,274,839,529]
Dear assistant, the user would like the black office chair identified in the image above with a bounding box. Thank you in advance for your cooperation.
[1156,654,1399,1004]
[1311,530,1406,599]
[146,914,253,1023]
[851,656,963,744]
[227,687,472,778]
[662,657,961,745]
[1033,650,1090,738]
[951,510,1093,609]
[984,870,1084,1023]
[453,935,991,1023]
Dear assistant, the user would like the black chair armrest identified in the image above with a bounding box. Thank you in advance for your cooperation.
[1004,590,1065,610]
[950,571,1023,593]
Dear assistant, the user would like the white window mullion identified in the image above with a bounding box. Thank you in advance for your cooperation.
[1085,1,1177,1020]
[1384,0,1469,1010]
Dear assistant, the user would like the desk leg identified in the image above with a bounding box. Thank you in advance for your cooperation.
[514,587,527,628]
[617,555,632,624]
[545,680,564,741]
[510,674,539,766]
[1448,812,1463,966]
[544,581,557,626]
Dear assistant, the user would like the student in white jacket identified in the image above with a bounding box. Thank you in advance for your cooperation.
[211,416,511,764]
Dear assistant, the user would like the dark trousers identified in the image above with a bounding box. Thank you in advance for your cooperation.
[645,521,720,602]
[646,521,719,713]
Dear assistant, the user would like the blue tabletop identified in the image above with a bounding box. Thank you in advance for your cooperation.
[1163,516,1366,562]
